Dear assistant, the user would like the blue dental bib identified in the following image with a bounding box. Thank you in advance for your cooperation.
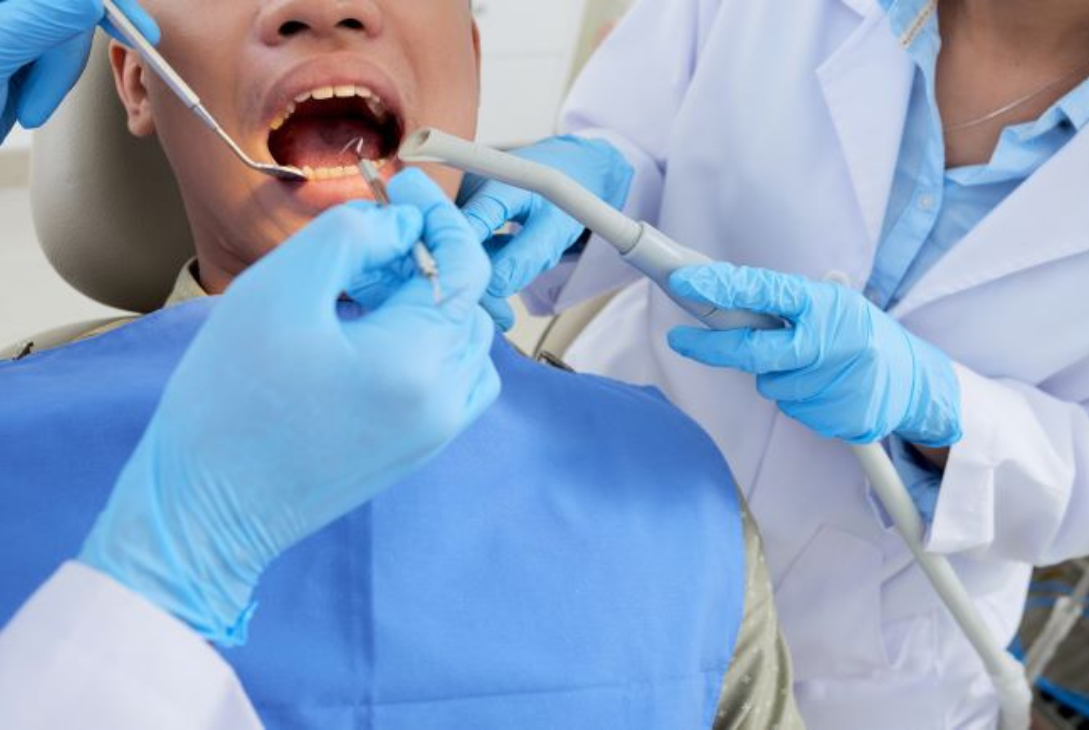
[0,299,744,729]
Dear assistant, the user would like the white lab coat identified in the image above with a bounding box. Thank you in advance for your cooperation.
[0,563,261,729]
[535,0,1089,726]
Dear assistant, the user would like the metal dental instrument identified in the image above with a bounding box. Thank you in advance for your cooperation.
[351,150,442,302]
[399,128,1033,730]
[101,0,307,182]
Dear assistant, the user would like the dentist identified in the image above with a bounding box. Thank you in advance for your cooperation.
[462,0,1089,726]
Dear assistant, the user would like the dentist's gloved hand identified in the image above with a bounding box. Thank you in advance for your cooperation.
[458,135,633,330]
[667,264,962,446]
[80,170,500,646]
[0,0,159,142]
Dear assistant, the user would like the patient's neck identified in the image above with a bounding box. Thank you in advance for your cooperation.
[194,249,246,296]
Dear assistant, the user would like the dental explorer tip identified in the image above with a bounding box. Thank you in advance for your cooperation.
[341,137,368,157]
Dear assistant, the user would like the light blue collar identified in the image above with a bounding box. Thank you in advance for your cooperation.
[879,0,1089,136]
[880,0,939,65]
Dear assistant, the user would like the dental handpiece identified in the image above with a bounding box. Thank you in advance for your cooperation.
[101,0,306,182]
[357,159,442,302]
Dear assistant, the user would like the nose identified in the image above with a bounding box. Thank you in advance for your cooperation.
[257,0,383,46]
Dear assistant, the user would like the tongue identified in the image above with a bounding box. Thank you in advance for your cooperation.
[274,118,384,169]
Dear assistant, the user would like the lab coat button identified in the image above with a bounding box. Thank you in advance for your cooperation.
[918,193,936,211]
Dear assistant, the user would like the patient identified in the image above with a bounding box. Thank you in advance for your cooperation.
[1,1,799,727]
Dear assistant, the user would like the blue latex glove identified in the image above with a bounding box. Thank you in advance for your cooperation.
[0,0,159,141]
[80,170,500,646]
[457,135,633,330]
[667,264,962,447]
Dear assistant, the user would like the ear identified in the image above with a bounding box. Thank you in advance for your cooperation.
[109,40,156,137]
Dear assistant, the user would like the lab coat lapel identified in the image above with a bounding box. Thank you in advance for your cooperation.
[839,0,877,16]
[892,128,1089,319]
[816,6,914,247]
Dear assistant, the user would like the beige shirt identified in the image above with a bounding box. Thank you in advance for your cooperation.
[68,259,206,346]
[163,257,208,306]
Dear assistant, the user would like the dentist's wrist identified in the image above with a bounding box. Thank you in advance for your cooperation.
[78,433,261,647]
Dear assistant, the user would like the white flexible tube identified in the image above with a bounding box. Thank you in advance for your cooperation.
[852,446,1031,730]
[401,128,1033,729]
[402,129,643,251]
[401,131,780,332]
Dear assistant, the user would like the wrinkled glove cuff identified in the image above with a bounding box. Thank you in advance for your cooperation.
[78,436,262,647]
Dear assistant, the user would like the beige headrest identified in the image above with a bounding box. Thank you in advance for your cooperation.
[31,33,193,314]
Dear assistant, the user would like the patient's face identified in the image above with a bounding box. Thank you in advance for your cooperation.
[112,0,480,293]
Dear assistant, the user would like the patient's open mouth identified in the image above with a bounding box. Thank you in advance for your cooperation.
[267,85,404,181]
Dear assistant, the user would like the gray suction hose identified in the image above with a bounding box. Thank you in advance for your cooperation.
[400,128,1031,729]
[400,130,779,332]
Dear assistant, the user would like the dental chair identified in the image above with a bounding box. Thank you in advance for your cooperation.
[0,36,193,360]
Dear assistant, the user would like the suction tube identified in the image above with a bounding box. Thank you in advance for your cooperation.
[401,129,643,252]
[399,127,1032,729]
[400,130,780,333]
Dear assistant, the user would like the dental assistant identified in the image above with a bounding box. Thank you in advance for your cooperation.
[462,0,1089,726]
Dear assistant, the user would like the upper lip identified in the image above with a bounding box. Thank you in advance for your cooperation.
[260,54,407,134]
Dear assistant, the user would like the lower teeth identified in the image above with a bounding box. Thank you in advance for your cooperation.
[302,165,359,181]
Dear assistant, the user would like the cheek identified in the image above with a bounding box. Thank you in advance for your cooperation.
[146,81,217,187]
[409,33,480,137]
[149,100,239,210]
[145,76,293,263]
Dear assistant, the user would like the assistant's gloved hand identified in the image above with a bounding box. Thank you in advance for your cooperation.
[80,170,500,646]
[458,135,633,330]
[0,0,159,142]
[667,264,962,447]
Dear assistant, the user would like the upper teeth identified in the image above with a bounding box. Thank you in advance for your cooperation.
[269,84,387,131]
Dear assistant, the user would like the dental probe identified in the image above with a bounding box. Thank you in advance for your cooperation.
[398,128,1033,730]
[102,0,307,182]
[357,158,443,302]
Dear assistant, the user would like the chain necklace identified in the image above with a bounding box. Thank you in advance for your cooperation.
[943,57,1089,133]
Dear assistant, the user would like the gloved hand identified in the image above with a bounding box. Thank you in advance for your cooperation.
[458,135,633,330]
[667,264,962,446]
[0,0,159,142]
[80,170,500,646]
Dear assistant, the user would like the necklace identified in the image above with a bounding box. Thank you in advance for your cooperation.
[943,58,1089,133]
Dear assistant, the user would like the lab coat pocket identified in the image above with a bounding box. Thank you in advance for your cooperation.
[774,525,889,681]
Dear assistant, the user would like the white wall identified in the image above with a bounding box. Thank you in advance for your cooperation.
[474,0,588,148]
